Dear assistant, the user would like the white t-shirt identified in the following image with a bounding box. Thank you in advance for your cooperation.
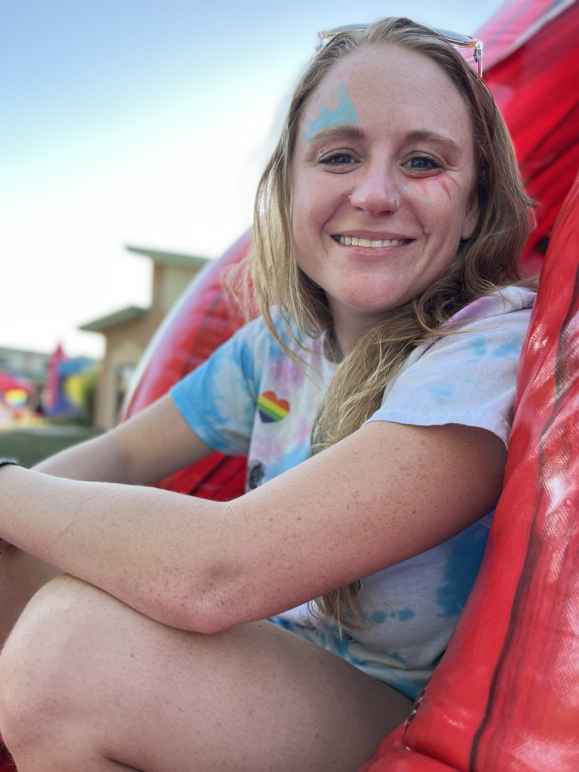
[171,286,535,698]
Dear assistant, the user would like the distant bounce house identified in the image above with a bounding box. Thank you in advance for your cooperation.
[0,372,34,427]
[41,344,96,421]
[1,0,578,770]
[0,344,96,430]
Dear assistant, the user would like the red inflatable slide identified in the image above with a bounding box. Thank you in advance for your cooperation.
[361,169,579,772]
[361,5,579,766]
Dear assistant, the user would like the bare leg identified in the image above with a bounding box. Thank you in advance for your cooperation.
[0,576,411,772]
[0,544,59,650]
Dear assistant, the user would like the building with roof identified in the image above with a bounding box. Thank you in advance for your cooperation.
[80,245,209,429]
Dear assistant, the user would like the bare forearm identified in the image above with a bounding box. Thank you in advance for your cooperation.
[34,432,132,483]
[0,466,226,632]
[33,396,212,487]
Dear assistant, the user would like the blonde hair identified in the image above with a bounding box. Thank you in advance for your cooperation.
[246,17,534,628]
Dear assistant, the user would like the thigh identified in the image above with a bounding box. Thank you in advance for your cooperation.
[1,576,411,772]
[0,545,60,649]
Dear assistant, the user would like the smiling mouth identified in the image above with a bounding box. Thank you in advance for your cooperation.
[332,235,413,248]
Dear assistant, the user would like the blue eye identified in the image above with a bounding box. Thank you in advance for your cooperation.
[404,156,441,172]
[319,151,357,167]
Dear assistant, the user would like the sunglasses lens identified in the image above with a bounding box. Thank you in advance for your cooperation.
[432,27,471,44]
[317,25,366,49]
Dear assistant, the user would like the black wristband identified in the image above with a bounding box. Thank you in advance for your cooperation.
[0,458,20,471]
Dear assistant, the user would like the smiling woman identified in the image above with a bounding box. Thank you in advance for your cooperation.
[290,44,479,351]
[0,17,535,772]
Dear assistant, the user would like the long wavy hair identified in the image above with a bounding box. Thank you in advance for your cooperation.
[246,17,534,628]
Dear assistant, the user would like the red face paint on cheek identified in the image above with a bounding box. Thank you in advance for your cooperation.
[418,176,456,202]
[407,177,452,202]
[437,177,454,201]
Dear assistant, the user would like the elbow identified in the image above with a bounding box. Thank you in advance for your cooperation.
[163,595,241,637]
[134,590,225,637]
[185,604,240,636]
[155,569,248,636]
[147,508,255,635]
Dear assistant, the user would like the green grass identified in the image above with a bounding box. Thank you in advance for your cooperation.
[0,425,102,467]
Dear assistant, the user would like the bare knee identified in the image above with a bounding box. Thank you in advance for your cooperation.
[0,545,60,649]
[0,575,101,752]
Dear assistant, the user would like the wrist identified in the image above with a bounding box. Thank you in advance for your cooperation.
[0,458,21,473]
[0,459,27,552]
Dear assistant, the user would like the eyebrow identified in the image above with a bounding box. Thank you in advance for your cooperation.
[404,130,461,155]
[305,125,461,156]
[306,125,365,144]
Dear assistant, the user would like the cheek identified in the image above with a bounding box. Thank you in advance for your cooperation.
[406,178,451,216]
[293,185,343,238]
[414,176,456,204]
[409,178,432,196]
[430,176,476,223]
[435,178,454,202]
[291,198,313,244]
[412,178,470,236]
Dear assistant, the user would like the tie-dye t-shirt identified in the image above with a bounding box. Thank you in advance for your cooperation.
[171,285,535,699]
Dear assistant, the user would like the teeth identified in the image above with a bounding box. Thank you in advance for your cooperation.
[336,236,407,248]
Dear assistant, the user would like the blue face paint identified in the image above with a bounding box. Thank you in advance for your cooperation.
[304,83,359,141]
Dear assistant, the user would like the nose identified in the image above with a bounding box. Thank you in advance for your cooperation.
[348,164,400,214]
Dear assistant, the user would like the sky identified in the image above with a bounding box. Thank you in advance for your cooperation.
[1,0,505,359]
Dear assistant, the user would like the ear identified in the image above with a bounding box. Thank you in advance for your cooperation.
[461,198,479,240]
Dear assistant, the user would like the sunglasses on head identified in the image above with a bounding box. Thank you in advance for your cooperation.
[316,24,484,78]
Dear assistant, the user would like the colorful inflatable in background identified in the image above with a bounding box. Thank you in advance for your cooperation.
[0,345,96,431]
[0,374,32,408]
[0,373,33,427]
[0,0,577,769]
[42,343,96,420]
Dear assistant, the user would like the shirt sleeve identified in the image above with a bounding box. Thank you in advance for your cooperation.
[367,306,533,446]
[170,317,269,455]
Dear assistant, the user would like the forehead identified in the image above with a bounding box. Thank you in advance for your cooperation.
[301,43,473,147]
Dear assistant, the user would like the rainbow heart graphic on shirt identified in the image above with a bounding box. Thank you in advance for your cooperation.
[258,390,290,423]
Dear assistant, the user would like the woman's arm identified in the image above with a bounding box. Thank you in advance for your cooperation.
[34,394,212,485]
[0,394,211,564]
[0,419,505,634]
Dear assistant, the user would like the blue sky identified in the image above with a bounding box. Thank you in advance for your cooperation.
[1,1,505,357]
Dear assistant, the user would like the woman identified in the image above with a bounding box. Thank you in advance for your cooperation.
[0,17,534,771]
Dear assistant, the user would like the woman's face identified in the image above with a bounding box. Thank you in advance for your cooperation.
[291,43,478,351]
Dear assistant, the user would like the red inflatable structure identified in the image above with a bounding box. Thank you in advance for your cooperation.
[361,169,579,772]
[124,231,250,501]
[0,1,577,769]
[478,0,579,273]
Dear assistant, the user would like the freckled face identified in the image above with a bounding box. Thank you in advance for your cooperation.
[291,44,478,349]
